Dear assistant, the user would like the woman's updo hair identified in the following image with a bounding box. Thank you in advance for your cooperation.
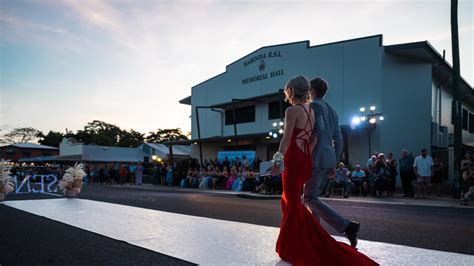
[285,75,310,102]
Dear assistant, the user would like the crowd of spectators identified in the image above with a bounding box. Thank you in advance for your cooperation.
[6,149,474,205]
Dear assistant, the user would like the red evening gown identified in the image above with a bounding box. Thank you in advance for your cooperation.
[276,107,378,266]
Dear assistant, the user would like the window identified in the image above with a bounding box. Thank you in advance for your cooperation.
[268,101,291,120]
[469,113,474,133]
[225,105,256,125]
[462,108,468,130]
[22,152,31,157]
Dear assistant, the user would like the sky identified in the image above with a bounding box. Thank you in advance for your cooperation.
[1,0,473,136]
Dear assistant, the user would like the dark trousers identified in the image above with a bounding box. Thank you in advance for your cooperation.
[400,170,414,196]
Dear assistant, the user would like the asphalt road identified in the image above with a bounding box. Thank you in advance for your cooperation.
[75,185,474,255]
[0,201,194,266]
[2,184,473,266]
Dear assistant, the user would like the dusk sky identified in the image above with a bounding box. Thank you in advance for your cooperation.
[1,0,473,136]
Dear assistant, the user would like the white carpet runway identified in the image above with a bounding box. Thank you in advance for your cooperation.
[4,199,473,265]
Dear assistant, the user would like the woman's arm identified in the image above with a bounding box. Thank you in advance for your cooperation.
[278,106,297,154]
[309,135,318,153]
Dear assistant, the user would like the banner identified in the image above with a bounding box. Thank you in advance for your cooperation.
[217,150,256,166]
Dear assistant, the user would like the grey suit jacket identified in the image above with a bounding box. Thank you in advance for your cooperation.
[310,98,342,169]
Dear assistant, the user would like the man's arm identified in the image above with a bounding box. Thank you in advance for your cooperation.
[310,101,324,135]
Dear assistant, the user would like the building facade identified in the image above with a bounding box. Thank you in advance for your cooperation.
[0,143,59,162]
[180,35,474,179]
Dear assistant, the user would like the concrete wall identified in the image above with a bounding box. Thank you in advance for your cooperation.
[191,36,384,141]
[381,54,433,162]
[431,76,474,144]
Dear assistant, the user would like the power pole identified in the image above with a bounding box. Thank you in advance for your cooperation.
[451,0,462,179]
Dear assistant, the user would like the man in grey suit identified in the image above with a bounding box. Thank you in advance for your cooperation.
[303,77,360,247]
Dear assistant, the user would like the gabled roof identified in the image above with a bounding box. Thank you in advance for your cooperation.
[1,143,59,150]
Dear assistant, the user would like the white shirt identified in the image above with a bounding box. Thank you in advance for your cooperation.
[413,155,433,177]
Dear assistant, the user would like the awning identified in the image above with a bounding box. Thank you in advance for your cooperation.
[164,132,273,145]
[179,96,191,105]
[210,91,283,109]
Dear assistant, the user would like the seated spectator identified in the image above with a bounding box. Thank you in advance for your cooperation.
[269,174,282,194]
[199,169,213,189]
[373,153,390,197]
[231,168,244,192]
[351,165,368,196]
[325,163,352,198]
[225,167,238,190]
[460,164,474,206]
[181,169,193,188]
[214,168,228,189]
[242,168,257,191]
[191,169,200,188]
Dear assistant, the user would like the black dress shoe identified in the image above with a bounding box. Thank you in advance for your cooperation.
[344,221,360,247]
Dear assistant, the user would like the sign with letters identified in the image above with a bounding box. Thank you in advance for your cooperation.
[12,175,59,194]
[241,50,285,85]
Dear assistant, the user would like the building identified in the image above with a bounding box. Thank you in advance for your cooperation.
[0,143,59,162]
[17,138,191,163]
[179,34,474,179]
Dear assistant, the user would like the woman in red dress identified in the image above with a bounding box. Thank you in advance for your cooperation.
[273,76,378,266]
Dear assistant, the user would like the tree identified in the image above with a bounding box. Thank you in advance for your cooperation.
[73,120,122,146]
[118,129,145,147]
[0,127,41,144]
[37,131,65,147]
[146,128,189,143]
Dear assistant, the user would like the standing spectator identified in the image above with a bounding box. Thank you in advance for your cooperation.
[233,157,242,168]
[109,164,117,185]
[413,149,434,199]
[386,152,397,196]
[399,149,415,197]
[373,153,389,197]
[166,165,173,186]
[325,163,352,198]
[119,164,127,185]
[430,157,444,196]
[254,156,262,171]
[223,157,231,170]
[351,165,368,196]
[135,163,144,185]
[366,156,377,195]
[242,156,250,168]
[99,165,105,185]
[128,164,136,185]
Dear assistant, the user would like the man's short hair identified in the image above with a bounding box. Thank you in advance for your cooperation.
[310,78,328,98]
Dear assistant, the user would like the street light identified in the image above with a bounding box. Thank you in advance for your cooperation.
[269,121,285,139]
[351,105,384,156]
[351,117,361,125]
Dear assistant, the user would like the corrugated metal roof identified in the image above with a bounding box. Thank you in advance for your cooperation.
[143,143,191,156]
[82,145,149,162]
[1,143,59,150]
